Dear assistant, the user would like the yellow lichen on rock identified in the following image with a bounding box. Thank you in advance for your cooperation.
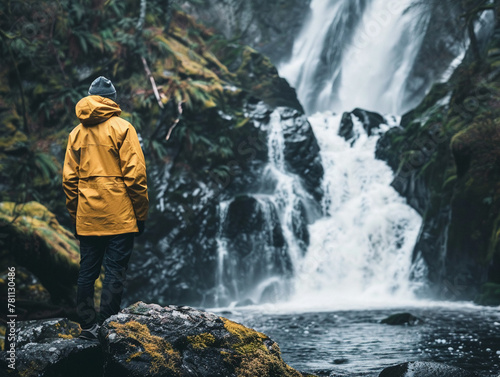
[236,347,302,377]
[109,320,180,375]
[187,332,216,349]
[222,317,268,354]
[221,317,303,377]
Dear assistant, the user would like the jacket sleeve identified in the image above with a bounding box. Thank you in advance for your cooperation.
[120,125,149,221]
[62,134,80,222]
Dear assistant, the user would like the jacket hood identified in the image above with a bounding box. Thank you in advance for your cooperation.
[75,95,121,126]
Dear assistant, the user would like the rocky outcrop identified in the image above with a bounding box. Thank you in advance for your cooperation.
[378,361,479,377]
[0,302,316,377]
[179,0,312,65]
[374,8,500,302]
[123,11,323,308]
[339,108,387,143]
[279,108,324,202]
[0,318,103,377]
[0,202,80,318]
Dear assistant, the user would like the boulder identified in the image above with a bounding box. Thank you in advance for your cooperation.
[101,301,313,377]
[0,318,103,377]
[351,108,385,136]
[338,108,386,143]
[378,361,479,377]
[0,301,317,377]
[380,313,422,326]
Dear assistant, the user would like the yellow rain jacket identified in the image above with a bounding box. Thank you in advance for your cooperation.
[63,96,149,236]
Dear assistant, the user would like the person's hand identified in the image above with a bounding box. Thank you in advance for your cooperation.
[136,220,145,237]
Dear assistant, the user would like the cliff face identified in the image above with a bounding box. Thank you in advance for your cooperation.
[375,7,500,304]
[178,0,312,65]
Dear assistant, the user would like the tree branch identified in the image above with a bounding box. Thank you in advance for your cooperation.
[141,56,164,109]
[166,101,184,141]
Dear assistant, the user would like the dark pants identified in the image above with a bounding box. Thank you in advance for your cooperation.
[76,233,134,328]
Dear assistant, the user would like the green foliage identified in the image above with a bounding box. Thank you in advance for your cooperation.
[0,0,289,225]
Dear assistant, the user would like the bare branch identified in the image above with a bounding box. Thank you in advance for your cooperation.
[141,56,164,109]
[166,101,184,141]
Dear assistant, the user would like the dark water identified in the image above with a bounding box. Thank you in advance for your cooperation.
[218,304,500,376]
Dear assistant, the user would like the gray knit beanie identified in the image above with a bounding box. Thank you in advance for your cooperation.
[88,76,117,101]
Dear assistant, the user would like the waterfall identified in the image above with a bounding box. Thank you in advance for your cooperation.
[289,113,422,305]
[213,0,469,307]
[214,110,311,306]
[279,0,451,115]
[214,108,422,307]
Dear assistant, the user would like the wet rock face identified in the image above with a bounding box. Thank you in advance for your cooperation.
[219,195,293,305]
[372,13,500,300]
[279,107,324,202]
[178,0,312,65]
[378,361,479,377]
[447,118,500,297]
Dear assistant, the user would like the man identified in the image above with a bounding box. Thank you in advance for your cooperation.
[63,76,149,340]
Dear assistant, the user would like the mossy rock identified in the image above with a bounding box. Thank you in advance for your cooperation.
[0,201,79,305]
[101,301,315,377]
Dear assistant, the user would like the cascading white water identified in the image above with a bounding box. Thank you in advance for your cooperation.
[214,109,422,307]
[214,201,230,306]
[337,0,426,114]
[273,0,429,307]
[288,113,422,306]
[266,110,310,267]
[279,0,429,114]
[214,0,457,308]
[214,110,311,306]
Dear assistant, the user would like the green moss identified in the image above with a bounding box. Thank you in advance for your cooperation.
[187,332,216,349]
[220,317,305,377]
[222,317,268,355]
[0,201,80,302]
